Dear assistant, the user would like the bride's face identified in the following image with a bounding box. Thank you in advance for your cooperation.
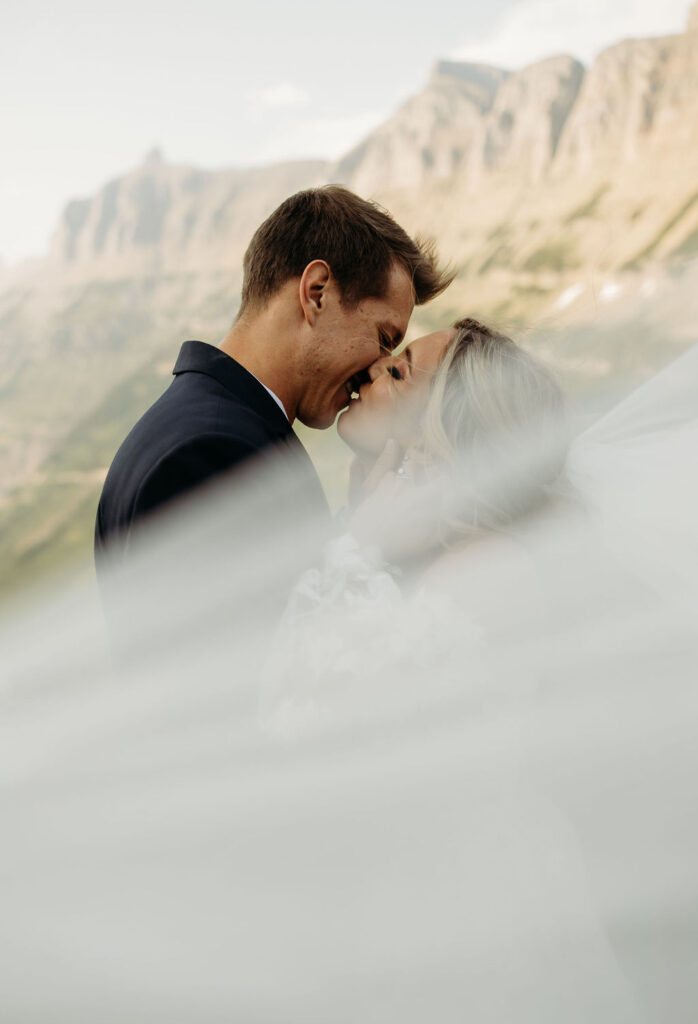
[337,329,454,456]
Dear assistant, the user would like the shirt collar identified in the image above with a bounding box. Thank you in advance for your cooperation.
[172,340,291,434]
[248,372,289,422]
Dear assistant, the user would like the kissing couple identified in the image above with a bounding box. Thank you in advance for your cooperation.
[95,184,564,609]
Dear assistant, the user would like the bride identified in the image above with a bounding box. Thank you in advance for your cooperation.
[265,315,570,706]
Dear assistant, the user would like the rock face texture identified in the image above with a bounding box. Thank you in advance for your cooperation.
[50,152,327,272]
[554,40,669,169]
[42,11,698,275]
[331,14,698,193]
[331,57,586,194]
[477,56,585,184]
[330,63,509,195]
[553,32,698,172]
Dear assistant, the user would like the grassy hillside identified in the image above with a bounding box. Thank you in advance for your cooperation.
[3,255,696,601]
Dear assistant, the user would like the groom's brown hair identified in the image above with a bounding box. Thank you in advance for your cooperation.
[239,185,453,314]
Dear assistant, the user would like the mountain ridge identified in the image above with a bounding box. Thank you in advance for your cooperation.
[13,1,690,274]
[2,3,698,593]
[0,2,691,284]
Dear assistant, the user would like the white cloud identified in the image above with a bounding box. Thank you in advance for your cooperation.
[254,83,311,110]
[255,109,388,163]
[298,110,388,160]
[452,0,692,69]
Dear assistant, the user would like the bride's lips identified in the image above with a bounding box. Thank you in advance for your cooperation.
[341,370,370,413]
[346,370,370,396]
[338,382,355,412]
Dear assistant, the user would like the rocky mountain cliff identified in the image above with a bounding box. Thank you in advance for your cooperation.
[332,55,585,194]
[2,4,698,594]
[22,2,697,281]
[331,62,510,193]
[49,152,327,276]
[334,8,698,195]
[554,29,698,172]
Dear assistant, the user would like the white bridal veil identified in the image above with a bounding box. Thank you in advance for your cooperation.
[1,344,697,1022]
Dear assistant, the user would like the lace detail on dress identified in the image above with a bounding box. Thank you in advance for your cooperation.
[261,533,483,738]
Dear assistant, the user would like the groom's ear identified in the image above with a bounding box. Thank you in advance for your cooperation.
[299,261,332,326]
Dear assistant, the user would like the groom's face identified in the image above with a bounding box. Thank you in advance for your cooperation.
[297,263,415,429]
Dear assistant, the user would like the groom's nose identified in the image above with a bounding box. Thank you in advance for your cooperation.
[368,355,392,381]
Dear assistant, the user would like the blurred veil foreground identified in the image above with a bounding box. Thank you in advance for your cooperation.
[1,343,698,1022]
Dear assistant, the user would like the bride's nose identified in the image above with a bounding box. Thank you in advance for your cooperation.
[368,356,393,381]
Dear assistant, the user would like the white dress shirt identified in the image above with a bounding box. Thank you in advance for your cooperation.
[250,372,289,422]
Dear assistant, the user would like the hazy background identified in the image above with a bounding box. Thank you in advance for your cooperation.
[2,0,698,599]
[2,0,691,265]
[3,11,697,1018]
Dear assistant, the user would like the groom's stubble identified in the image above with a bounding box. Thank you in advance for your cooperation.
[294,262,416,430]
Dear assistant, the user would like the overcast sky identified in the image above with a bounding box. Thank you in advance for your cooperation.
[1,0,693,265]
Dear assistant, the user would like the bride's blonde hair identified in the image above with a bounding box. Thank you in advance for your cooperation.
[422,318,567,537]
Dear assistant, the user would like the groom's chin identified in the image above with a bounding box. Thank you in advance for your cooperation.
[299,408,340,431]
[306,393,352,430]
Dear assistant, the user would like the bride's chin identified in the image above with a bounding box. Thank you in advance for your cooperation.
[337,402,358,435]
[337,404,388,458]
[337,415,371,455]
[336,406,349,432]
[336,415,353,448]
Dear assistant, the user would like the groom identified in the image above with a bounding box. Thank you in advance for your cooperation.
[95,185,452,560]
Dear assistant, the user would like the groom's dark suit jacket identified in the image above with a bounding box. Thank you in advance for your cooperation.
[95,340,330,559]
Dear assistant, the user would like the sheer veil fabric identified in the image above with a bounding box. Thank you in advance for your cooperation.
[1,345,697,1022]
